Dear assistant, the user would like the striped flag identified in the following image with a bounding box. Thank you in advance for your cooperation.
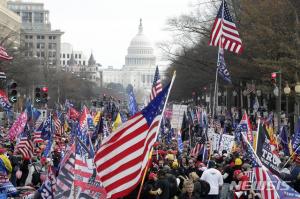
[73,138,107,198]
[209,0,243,54]
[0,72,6,80]
[0,46,13,61]
[150,66,163,101]
[16,126,34,159]
[253,167,279,199]
[94,83,170,199]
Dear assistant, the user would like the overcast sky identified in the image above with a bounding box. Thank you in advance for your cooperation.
[39,0,196,68]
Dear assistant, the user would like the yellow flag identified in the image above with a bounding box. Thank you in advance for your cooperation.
[93,111,101,126]
[64,121,70,132]
[112,113,122,131]
[0,154,12,173]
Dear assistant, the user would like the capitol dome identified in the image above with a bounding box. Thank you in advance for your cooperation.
[125,19,156,67]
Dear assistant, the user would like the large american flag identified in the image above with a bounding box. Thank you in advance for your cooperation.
[150,66,163,101]
[0,45,13,61]
[94,83,170,199]
[16,126,34,159]
[209,0,243,54]
[253,167,279,199]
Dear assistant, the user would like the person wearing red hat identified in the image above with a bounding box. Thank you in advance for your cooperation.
[233,170,250,199]
[142,172,162,199]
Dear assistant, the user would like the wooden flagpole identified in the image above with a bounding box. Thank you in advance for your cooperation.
[137,71,176,199]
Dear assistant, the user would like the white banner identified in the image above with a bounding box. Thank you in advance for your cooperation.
[208,130,235,153]
[170,104,187,130]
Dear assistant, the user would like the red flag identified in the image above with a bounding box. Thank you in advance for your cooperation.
[0,46,13,61]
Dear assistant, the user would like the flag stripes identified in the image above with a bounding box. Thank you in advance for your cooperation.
[253,167,278,199]
[16,137,34,159]
[209,0,243,54]
[150,66,162,101]
[94,114,161,198]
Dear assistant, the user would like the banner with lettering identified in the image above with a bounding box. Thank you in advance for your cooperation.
[208,131,234,153]
[8,111,27,141]
[256,124,281,174]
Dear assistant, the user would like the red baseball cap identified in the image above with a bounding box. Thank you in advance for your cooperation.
[234,170,242,177]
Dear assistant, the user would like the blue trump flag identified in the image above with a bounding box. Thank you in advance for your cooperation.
[177,130,183,153]
[128,89,138,116]
[268,170,300,198]
[292,117,300,154]
[217,48,232,83]
[279,126,290,156]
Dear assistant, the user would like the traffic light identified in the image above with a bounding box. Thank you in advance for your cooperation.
[8,82,17,103]
[41,86,48,103]
[35,87,41,103]
[271,72,277,85]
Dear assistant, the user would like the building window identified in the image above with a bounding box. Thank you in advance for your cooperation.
[67,54,69,58]
[36,43,45,49]
[48,43,56,49]
[63,54,65,58]
[79,54,81,59]
[22,12,32,23]
[83,61,85,65]
[37,35,44,40]
[34,12,44,23]
[75,54,77,58]
[79,61,81,65]
[63,61,65,65]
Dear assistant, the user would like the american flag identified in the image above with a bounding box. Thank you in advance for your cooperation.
[94,83,170,199]
[33,123,44,143]
[246,83,256,94]
[190,134,206,157]
[16,126,34,159]
[209,0,243,54]
[253,167,279,199]
[150,66,163,101]
[0,45,13,61]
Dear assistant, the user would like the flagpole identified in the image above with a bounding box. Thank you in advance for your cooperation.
[282,144,300,168]
[213,0,225,118]
[137,71,176,199]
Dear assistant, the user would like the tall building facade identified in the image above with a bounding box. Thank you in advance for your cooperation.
[7,0,63,67]
[0,0,21,47]
[60,42,88,67]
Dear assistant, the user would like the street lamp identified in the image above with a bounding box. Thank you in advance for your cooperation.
[283,82,291,116]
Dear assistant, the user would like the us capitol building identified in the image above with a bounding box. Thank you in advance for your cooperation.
[62,19,167,101]
[102,19,166,97]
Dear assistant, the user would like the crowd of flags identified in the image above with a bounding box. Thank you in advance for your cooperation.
[0,1,299,198]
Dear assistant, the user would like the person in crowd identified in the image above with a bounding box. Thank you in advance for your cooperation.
[179,180,200,199]
[189,171,210,198]
[142,172,161,199]
[200,160,223,199]
[233,170,250,199]
[156,169,170,199]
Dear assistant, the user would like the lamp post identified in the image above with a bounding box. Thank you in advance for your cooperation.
[283,82,291,117]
